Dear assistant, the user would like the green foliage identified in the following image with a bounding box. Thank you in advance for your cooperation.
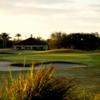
[0,33,11,48]
[48,32,100,50]
[15,33,21,41]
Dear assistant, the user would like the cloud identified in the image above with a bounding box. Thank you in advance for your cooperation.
[0,0,100,22]
[0,0,78,16]
[1,0,100,24]
[0,0,100,36]
[15,0,72,4]
[0,0,93,13]
[34,0,73,5]
[90,4,100,12]
[84,0,100,11]
[0,0,72,7]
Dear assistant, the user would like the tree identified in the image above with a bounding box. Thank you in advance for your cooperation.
[0,33,10,48]
[65,33,100,50]
[48,32,100,50]
[48,32,67,49]
[0,38,3,48]
[15,33,21,41]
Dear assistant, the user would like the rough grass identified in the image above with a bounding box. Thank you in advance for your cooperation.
[38,49,86,54]
[0,66,97,100]
[0,49,100,95]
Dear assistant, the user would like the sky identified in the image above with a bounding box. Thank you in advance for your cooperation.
[0,0,100,39]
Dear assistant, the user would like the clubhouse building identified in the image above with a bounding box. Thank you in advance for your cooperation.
[13,37,48,50]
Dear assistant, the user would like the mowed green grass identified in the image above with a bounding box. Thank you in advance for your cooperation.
[0,49,100,93]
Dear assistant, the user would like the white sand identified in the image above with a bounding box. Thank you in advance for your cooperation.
[0,61,31,71]
[0,61,86,71]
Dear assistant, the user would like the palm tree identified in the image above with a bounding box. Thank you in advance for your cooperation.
[0,33,10,48]
[15,33,21,41]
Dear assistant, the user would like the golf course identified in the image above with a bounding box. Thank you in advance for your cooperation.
[0,49,100,96]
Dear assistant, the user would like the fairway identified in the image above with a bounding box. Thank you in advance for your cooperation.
[0,49,100,94]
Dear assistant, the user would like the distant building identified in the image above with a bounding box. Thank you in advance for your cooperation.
[13,37,48,50]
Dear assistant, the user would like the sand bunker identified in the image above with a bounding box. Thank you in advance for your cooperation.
[35,61,86,68]
[0,61,86,71]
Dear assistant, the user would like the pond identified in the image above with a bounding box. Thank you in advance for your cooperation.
[0,61,86,71]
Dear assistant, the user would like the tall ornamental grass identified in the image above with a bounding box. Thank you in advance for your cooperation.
[0,66,75,100]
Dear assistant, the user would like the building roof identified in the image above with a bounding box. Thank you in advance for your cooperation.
[15,37,47,45]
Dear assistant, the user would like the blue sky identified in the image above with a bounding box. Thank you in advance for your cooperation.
[0,0,100,39]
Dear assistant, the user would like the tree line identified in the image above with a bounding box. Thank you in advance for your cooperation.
[0,33,21,48]
[48,32,100,50]
[0,32,100,50]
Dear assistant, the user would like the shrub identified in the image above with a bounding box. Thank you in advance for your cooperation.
[0,67,75,100]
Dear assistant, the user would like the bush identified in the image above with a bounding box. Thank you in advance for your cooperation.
[0,67,75,100]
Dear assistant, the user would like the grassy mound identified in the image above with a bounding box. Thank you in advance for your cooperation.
[40,49,86,54]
